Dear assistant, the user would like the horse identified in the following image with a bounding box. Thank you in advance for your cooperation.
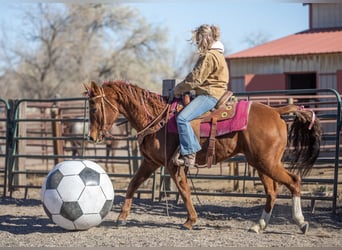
[84,80,321,234]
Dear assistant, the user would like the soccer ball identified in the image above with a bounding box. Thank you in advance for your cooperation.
[41,160,114,230]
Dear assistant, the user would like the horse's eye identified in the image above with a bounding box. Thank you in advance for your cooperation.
[90,108,97,114]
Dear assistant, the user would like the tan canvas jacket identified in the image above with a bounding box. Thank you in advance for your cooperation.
[173,48,229,100]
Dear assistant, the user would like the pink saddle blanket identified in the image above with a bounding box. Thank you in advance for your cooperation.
[168,100,251,137]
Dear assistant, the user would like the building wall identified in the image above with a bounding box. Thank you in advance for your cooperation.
[245,74,286,91]
[319,73,336,90]
[337,70,342,94]
[229,53,342,92]
[310,3,342,29]
[230,54,342,76]
[230,77,244,93]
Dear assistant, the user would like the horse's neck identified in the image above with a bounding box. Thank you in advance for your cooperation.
[120,102,150,132]
[116,86,167,132]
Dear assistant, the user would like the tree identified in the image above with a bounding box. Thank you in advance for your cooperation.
[0,3,174,98]
[170,44,197,80]
[242,30,270,48]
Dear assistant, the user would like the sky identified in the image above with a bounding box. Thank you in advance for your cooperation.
[0,1,309,56]
[126,1,309,55]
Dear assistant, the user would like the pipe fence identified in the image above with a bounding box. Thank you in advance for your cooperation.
[0,89,341,213]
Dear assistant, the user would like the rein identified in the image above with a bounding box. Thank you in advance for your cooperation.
[92,86,171,143]
[136,104,170,136]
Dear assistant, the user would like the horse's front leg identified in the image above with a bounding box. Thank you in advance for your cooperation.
[167,164,198,229]
[117,159,159,226]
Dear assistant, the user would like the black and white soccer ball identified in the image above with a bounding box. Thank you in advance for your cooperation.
[41,160,114,230]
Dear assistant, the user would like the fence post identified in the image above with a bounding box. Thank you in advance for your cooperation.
[51,105,63,165]
[17,101,27,188]
[6,99,27,193]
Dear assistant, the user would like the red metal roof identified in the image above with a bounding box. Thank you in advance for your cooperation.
[228,28,342,59]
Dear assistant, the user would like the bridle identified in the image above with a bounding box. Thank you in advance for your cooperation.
[90,87,119,139]
[89,86,171,141]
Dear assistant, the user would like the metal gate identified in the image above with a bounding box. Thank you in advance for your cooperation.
[5,97,147,199]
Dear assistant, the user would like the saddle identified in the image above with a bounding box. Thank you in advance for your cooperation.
[170,91,250,168]
[198,91,235,168]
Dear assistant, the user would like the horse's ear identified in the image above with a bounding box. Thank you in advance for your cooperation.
[83,83,91,97]
[91,80,98,89]
[83,80,101,97]
[91,80,101,94]
[84,83,90,90]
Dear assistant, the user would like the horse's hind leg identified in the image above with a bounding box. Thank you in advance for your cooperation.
[250,172,278,233]
[261,163,308,234]
[116,159,159,226]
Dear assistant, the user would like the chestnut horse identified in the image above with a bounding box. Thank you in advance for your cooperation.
[84,80,321,234]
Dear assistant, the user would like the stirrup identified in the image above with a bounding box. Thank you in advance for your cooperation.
[183,153,196,168]
[171,146,184,166]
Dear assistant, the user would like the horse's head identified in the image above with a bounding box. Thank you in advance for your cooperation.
[84,81,120,143]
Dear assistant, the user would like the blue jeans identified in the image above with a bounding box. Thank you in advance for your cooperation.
[176,95,218,155]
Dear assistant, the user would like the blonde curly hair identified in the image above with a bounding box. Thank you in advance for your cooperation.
[191,24,221,54]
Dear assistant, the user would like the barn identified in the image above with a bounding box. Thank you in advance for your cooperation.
[227,3,342,94]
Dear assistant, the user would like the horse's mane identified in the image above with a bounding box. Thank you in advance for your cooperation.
[102,80,167,117]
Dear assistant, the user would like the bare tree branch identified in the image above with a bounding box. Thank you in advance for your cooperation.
[0,3,174,98]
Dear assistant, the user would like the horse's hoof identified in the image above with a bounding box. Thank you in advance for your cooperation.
[249,224,261,233]
[181,223,192,230]
[182,219,196,230]
[117,220,127,227]
[300,222,309,234]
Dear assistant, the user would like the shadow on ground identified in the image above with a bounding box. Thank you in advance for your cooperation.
[0,195,341,235]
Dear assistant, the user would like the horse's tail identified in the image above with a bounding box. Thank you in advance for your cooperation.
[276,105,322,176]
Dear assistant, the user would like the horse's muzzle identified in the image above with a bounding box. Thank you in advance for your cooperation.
[88,131,104,143]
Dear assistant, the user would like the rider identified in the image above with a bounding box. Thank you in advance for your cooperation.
[173,24,230,168]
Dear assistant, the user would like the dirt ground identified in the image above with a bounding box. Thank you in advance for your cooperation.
[0,187,341,247]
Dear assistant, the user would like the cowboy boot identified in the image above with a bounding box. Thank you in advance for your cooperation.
[172,146,184,166]
[183,153,196,168]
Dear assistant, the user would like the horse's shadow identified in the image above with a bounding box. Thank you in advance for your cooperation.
[1,195,341,235]
[110,196,272,230]
[111,195,342,231]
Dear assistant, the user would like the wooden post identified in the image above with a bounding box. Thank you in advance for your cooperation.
[51,106,63,165]
[229,161,239,191]
[233,162,239,191]
[162,79,176,99]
